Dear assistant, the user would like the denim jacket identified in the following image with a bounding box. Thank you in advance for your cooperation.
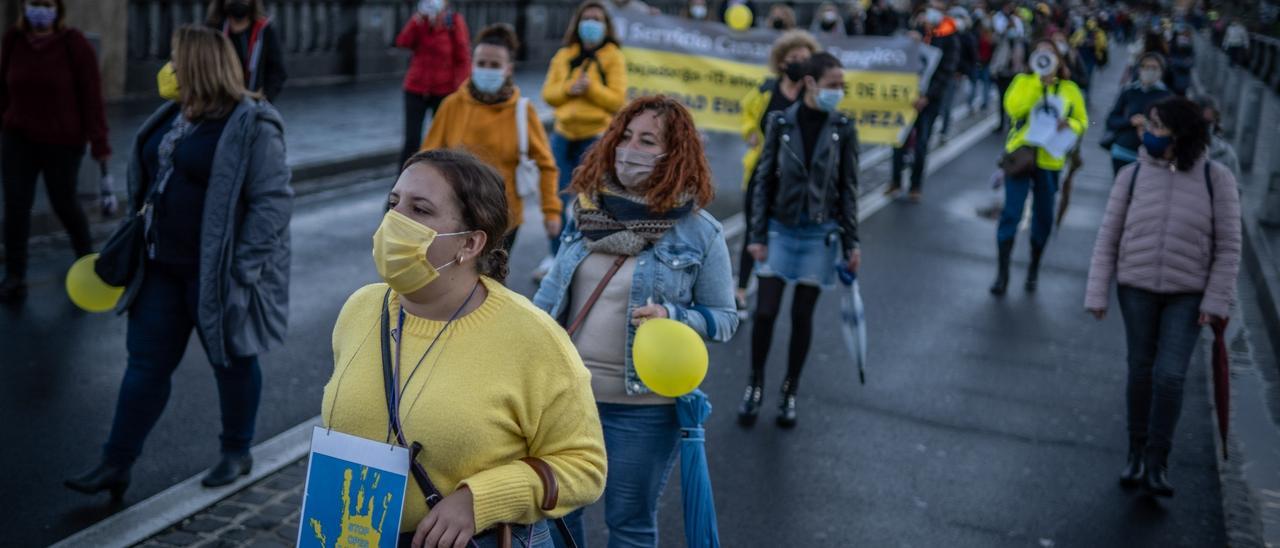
[533,209,739,396]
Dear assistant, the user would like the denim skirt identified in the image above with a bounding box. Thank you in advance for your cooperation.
[756,220,840,288]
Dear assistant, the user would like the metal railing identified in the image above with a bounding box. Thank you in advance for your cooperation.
[1196,33,1280,226]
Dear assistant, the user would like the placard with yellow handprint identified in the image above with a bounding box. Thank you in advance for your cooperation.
[297,427,409,548]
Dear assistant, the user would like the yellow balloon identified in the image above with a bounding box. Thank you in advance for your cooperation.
[725,5,753,31]
[632,318,708,397]
[66,254,123,313]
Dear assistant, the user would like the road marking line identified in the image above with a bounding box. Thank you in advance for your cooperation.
[51,417,321,548]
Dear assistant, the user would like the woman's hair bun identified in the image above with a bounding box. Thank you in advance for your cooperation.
[477,23,520,54]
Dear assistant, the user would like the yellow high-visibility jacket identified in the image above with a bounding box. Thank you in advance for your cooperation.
[1003,73,1088,171]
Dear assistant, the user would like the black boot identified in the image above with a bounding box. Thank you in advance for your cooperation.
[776,378,798,429]
[990,240,1013,296]
[1119,439,1145,488]
[1025,244,1044,292]
[202,453,253,487]
[737,380,764,426]
[65,462,131,501]
[0,277,27,303]
[1143,449,1174,497]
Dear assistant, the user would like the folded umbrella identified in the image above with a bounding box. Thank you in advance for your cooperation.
[837,265,867,384]
[676,389,720,548]
[1211,318,1230,459]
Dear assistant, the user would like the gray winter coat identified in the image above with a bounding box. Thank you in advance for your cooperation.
[117,97,293,366]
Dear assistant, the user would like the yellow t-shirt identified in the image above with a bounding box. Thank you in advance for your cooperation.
[322,278,606,534]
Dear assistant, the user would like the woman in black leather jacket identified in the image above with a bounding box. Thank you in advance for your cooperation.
[741,52,860,428]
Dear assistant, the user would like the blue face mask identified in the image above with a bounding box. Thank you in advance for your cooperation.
[471,67,506,94]
[1143,131,1172,158]
[578,20,606,45]
[816,88,845,113]
[25,5,57,29]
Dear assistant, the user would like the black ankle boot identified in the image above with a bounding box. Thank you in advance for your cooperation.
[202,453,253,487]
[737,381,764,426]
[1143,450,1174,497]
[990,240,1013,295]
[65,462,131,501]
[776,379,798,428]
[1025,244,1044,292]
[1119,440,1145,488]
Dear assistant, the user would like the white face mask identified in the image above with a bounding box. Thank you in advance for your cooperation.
[418,0,443,16]
[1139,67,1161,86]
[690,4,707,19]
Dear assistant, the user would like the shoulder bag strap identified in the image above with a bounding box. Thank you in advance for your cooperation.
[565,255,628,338]
[380,289,445,509]
[516,97,530,161]
[1123,162,1141,217]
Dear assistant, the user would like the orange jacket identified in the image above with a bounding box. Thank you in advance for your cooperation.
[422,84,562,228]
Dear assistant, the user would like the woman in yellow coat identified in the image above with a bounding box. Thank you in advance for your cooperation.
[537,0,627,277]
[324,149,605,547]
[423,24,561,252]
[991,40,1087,296]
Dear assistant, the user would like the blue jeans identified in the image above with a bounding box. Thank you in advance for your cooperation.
[997,167,1059,248]
[967,66,993,109]
[1117,285,1204,455]
[554,404,680,548]
[549,132,599,256]
[939,77,959,136]
[103,262,261,466]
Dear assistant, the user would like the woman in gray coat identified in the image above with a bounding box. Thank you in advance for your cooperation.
[1085,96,1240,499]
[65,25,292,500]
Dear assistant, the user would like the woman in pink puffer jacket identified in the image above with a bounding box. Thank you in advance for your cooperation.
[1085,96,1241,499]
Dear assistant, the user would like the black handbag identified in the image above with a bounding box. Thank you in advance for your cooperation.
[94,195,156,288]
[998,146,1037,179]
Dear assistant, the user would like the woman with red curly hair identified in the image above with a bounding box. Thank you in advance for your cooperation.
[534,96,738,547]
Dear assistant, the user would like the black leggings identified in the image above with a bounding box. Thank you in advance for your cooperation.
[750,276,822,389]
[2,131,91,280]
[737,176,758,291]
[401,91,446,168]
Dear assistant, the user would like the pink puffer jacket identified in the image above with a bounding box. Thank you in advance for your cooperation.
[1085,151,1241,318]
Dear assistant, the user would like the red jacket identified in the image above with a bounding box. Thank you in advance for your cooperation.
[395,11,471,96]
[0,27,110,157]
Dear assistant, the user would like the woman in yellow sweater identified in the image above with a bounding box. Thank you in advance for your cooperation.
[323,149,606,547]
[537,0,627,278]
[422,24,561,252]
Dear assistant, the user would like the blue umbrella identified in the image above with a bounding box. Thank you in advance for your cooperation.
[837,264,867,384]
[676,389,720,548]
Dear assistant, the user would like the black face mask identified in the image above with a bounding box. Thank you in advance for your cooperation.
[821,20,837,31]
[226,1,251,19]
[783,62,806,82]
[772,19,787,30]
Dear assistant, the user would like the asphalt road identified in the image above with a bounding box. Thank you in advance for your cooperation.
[4,58,1228,546]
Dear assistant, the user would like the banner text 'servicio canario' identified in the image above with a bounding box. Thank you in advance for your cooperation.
[611,12,939,146]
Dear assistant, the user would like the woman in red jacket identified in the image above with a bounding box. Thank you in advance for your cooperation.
[396,0,471,167]
[0,0,110,302]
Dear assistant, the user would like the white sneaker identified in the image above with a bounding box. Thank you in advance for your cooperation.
[532,256,555,284]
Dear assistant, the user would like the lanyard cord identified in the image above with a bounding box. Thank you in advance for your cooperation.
[387,281,481,444]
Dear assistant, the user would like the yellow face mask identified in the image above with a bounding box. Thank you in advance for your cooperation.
[371,209,472,295]
[157,61,180,101]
